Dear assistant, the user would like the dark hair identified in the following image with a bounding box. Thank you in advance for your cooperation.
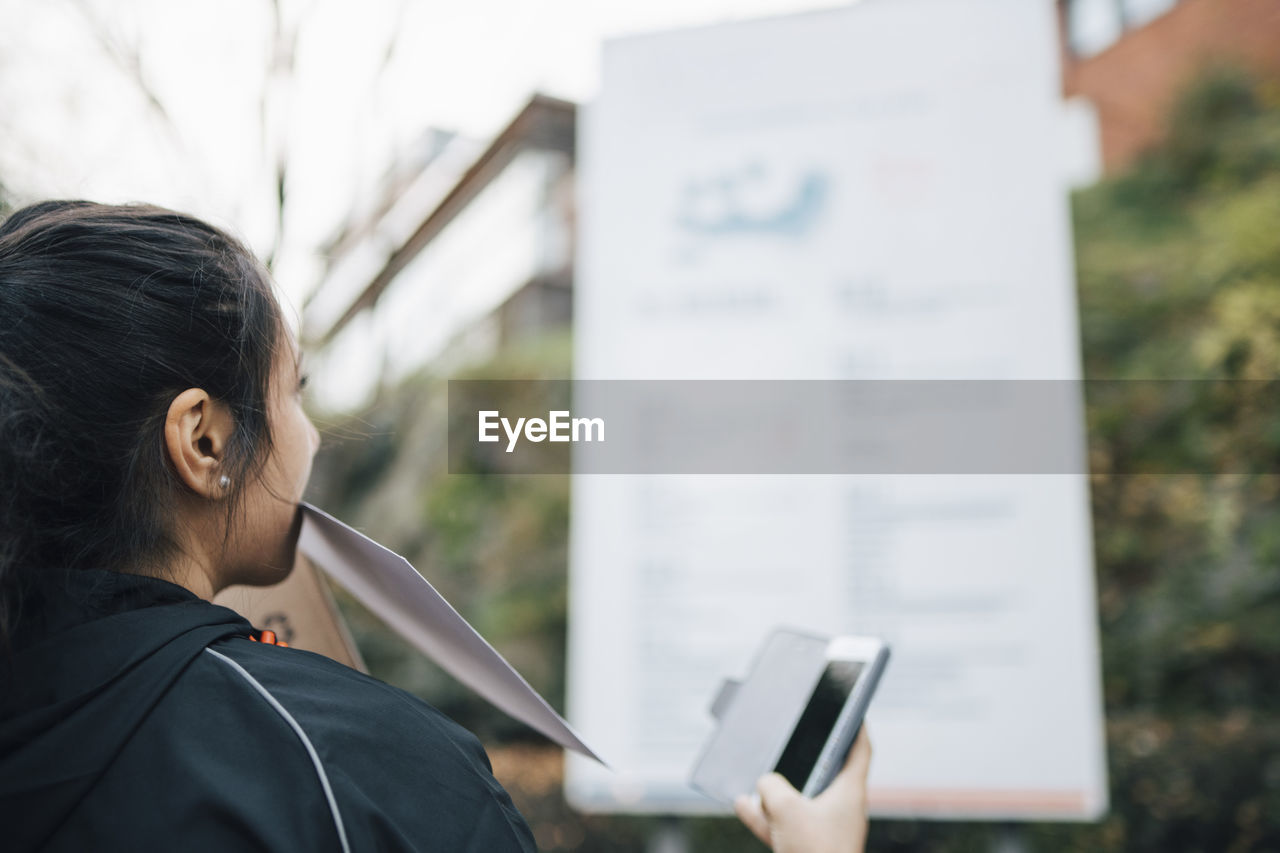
[0,201,284,640]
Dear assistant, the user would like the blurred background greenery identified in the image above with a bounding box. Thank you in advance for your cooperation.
[303,67,1280,852]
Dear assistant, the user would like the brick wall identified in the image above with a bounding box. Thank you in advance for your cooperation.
[1061,0,1280,173]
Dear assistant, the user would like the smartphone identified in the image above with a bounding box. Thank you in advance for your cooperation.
[689,628,890,803]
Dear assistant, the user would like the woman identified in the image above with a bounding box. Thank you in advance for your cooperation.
[0,201,870,852]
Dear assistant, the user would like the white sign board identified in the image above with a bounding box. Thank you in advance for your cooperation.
[568,0,1108,819]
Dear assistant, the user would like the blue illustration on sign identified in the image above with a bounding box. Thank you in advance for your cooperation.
[675,163,829,239]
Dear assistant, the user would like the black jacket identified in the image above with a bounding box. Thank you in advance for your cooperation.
[0,569,537,852]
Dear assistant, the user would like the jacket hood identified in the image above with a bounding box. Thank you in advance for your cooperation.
[0,569,251,849]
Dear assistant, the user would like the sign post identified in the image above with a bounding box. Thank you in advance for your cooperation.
[568,0,1108,820]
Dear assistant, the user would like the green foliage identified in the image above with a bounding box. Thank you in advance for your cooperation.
[1106,66,1280,211]
[308,330,573,742]
[1073,64,1280,851]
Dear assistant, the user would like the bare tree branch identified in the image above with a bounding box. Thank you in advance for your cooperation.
[260,0,315,271]
[64,0,186,151]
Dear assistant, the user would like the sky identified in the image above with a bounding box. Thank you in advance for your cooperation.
[0,0,849,314]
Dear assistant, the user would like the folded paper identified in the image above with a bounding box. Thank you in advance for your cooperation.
[297,502,603,764]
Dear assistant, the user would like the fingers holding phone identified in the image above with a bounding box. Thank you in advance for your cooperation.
[734,726,872,853]
[692,629,886,852]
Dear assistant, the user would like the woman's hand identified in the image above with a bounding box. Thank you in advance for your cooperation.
[733,727,871,853]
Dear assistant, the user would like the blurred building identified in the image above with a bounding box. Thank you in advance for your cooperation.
[302,95,575,412]
[305,4,1280,411]
[1060,0,1280,171]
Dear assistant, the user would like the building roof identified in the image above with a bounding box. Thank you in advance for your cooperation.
[315,93,576,346]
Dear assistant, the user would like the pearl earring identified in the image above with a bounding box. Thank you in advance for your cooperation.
[218,475,231,489]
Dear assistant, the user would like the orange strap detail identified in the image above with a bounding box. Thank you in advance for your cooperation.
[246,630,287,647]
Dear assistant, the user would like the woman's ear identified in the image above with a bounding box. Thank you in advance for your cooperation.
[164,388,236,498]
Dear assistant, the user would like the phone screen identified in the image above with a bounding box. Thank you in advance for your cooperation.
[773,660,864,789]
